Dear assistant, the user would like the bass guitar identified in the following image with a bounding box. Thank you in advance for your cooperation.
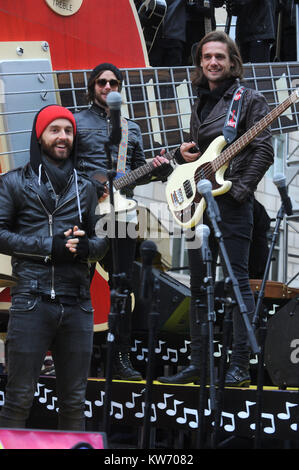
[165,89,299,229]
[97,148,176,215]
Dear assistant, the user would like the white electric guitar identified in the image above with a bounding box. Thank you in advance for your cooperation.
[165,89,299,229]
[98,148,176,215]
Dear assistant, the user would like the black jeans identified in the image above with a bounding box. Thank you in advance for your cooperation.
[0,295,94,430]
[188,193,255,368]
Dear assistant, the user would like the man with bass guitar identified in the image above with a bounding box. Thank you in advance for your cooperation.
[157,31,274,387]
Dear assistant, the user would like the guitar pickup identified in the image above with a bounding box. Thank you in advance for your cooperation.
[171,188,184,207]
[183,180,193,199]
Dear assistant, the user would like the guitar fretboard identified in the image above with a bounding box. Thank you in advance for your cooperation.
[113,148,176,190]
[212,90,299,172]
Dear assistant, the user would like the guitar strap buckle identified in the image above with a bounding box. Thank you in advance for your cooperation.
[223,86,246,144]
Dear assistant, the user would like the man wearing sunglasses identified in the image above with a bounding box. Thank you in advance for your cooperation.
[75,63,171,381]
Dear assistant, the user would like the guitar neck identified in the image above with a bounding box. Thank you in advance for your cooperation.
[113,148,175,190]
[213,90,298,172]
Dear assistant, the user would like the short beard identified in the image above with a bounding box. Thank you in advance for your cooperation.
[41,140,72,166]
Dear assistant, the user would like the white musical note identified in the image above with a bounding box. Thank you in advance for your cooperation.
[84,400,92,418]
[110,401,123,420]
[38,387,52,404]
[155,340,166,354]
[157,393,175,410]
[135,401,145,419]
[131,339,142,352]
[162,348,178,363]
[205,398,212,417]
[213,342,222,358]
[179,340,190,354]
[176,407,198,429]
[34,382,44,397]
[263,413,276,434]
[250,413,275,434]
[221,411,235,432]
[47,396,59,412]
[277,402,298,420]
[125,392,143,409]
[136,347,148,361]
[135,402,157,422]
[238,400,256,419]
[166,399,184,417]
[94,390,105,407]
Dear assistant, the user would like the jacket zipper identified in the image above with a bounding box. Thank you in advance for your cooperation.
[18,177,81,298]
[36,191,78,300]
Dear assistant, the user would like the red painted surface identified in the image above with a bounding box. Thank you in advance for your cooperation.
[0,0,147,70]
[0,0,146,327]
[90,269,111,329]
[0,287,10,302]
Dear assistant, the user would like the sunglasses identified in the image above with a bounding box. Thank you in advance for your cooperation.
[95,78,120,87]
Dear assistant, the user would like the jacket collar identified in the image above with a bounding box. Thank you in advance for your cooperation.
[90,102,108,118]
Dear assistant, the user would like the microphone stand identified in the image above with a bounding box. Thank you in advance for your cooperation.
[196,232,217,449]
[141,274,160,449]
[251,204,285,449]
[212,277,235,448]
[204,197,260,358]
[102,136,129,438]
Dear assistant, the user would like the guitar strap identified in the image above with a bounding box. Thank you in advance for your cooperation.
[223,86,246,144]
[116,117,128,178]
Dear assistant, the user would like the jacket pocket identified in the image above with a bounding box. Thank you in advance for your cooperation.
[10,294,38,312]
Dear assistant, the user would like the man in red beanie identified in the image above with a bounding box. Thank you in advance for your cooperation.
[0,105,108,431]
[75,63,172,381]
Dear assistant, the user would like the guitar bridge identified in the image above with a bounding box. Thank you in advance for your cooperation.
[171,188,184,207]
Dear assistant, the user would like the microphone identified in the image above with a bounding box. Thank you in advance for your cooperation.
[273,173,293,216]
[106,91,122,145]
[197,179,221,222]
[140,240,157,301]
[195,224,210,260]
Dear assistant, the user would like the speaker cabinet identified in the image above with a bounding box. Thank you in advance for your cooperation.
[132,262,191,334]
[265,298,299,388]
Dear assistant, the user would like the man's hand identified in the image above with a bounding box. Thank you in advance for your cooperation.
[65,226,86,254]
[98,185,109,203]
[180,141,200,163]
[152,149,170,167]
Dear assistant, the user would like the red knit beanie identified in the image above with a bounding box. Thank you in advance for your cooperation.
[36,105,76,139]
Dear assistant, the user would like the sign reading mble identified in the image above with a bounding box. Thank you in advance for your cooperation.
[45,0,83,16]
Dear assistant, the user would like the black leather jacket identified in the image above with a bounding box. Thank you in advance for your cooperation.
[0,164,108,298]
[76,104,146,176]
[75,103,172,197]
[231,0,276,43]
[175,80,274,203]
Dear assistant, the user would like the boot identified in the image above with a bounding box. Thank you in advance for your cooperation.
[156,364,200,384]
[113,352,143,381]
[225,364,251,387]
